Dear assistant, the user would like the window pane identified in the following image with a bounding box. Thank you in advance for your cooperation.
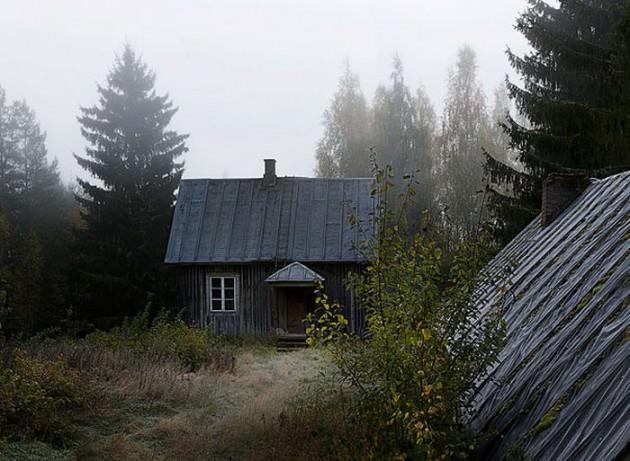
[211,278,221,288]
[212,289,222,299]
[224,278,235,288]
[224,299,235,310]
[224,288,234,299]
[211,299,222,310]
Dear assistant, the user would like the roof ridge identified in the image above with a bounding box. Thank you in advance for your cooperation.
[179,176,374,182]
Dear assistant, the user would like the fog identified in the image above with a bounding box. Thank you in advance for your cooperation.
[0,0,529,182]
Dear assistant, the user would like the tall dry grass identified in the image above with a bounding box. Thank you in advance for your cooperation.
[24,338,233,406]
[123,350,402,461]
[209,386,403,461]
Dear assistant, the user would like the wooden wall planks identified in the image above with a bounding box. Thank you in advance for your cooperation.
[179,262,363,335]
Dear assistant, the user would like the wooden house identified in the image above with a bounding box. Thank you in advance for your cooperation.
[164,159,375,336]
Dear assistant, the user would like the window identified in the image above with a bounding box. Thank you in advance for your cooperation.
[208,276,237,311]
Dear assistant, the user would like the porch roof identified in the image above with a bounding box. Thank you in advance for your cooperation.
[265,262,324,284]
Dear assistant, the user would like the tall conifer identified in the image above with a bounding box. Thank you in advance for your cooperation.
[0,85,68,333]
[438,46,490,242]
[372,56,435,217]
[0,87,17,214]
[315,61,371,177]
[75,45,187,319]
[486,0,630,242]
[8,101,61,231]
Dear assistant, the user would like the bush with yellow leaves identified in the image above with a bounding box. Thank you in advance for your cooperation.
[307,159,508,460]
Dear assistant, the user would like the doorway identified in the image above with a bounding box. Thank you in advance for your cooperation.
[276,286,315,335]
[265,262,324,336]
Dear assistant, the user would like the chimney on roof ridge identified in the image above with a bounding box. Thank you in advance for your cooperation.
[263,159,277,187]
[541,173,590,227]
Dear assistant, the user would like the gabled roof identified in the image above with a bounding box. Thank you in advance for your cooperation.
[165,176,375,264]
[468,170,629,461]
[265,262,324,284]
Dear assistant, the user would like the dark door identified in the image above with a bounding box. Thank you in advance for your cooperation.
[286,288,308,334]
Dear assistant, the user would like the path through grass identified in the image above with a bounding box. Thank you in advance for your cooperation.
[43,347,330,460]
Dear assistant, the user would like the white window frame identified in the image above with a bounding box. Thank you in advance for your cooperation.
[207,275,239,312]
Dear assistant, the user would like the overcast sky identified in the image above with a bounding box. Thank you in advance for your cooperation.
[0,0,530,183]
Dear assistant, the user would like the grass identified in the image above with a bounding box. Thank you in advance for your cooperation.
[210,388,404,461]
[69,347,333,460]
[0,330,336,461]
[1,312,405,460]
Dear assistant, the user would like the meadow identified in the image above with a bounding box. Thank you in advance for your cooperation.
[0,316,395,461]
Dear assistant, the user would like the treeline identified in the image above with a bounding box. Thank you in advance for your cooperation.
[0,46,186,335]
[316,0,630,244]
[315,48,517,244]
[1,0,629,337]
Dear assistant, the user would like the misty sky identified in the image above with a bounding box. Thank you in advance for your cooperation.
[0,0,530,183]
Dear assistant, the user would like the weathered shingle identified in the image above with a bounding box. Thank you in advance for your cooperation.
[165,177,375,264]
[469,170,630,461]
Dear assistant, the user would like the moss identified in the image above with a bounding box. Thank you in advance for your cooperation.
[533,393,569,435]
[530,365,596,437]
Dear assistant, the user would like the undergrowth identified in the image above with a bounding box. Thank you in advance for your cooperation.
[0,311,241,451]
[85,309,229,371]
[0,349,88,444]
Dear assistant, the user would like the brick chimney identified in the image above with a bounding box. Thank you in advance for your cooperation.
[541,173,590,227]
[263,158,277,187]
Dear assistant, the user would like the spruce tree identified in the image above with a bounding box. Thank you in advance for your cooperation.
[486,0,630,242]
[0,86,69,333]
[10,101,69,332]
[8,100,61,231]
[438,46,490,243]
[0,87,17,213]
[372,56,419,179]
[75,45,187,320]
[372,56,435,217]
[315,61,371,177]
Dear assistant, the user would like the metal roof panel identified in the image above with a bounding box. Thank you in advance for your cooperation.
[165,177,376,263]
[468,170,630,461]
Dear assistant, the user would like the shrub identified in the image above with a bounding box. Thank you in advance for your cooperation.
[20,312,237,407]
[307,160,508,459]
[0,349,87,443]
[86,310,223,371]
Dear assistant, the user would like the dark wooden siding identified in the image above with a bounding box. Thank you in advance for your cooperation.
[310,262,364,334]
[179,262,363,335]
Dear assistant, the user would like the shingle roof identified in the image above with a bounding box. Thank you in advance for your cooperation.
[265,262,324,284]
[165,177,375,264]
[468,170,629,461]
